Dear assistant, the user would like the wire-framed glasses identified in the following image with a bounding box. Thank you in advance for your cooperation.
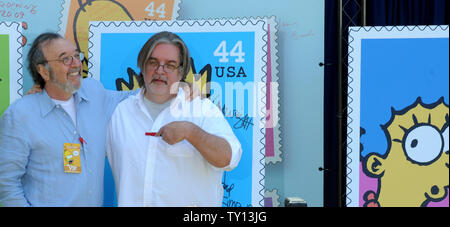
[147,59,181,73]
[43,52,84,66]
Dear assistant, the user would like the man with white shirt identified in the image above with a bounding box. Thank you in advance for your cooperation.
[106,31,242,207]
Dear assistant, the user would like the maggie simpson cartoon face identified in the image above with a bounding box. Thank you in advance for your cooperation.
[365,97,449,206]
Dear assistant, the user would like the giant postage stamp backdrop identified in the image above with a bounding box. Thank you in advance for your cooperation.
[0,0,66,93]
[60,0,181,78]
[346,25,449,207]
[0,21,22,117]
[89,19,273,206]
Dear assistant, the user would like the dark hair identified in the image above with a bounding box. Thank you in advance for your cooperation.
[28,32,63,88]
[136,31,191,87]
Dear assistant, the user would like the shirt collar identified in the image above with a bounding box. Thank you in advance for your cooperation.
[39,85,90,117]
[135,87,186,108]
[39,89,56,117]
[76,84,90,103]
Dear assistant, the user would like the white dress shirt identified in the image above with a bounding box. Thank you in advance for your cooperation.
[106,88,242,207]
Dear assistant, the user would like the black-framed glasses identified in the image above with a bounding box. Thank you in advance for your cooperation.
[147,59,181,73]
[43,52,84,66]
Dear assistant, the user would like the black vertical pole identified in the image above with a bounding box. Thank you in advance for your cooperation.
[361,0,367,26]
[337,0,344,207]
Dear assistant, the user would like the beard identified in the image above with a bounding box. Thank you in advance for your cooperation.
[144,74,168,94]
[49,68,81,95]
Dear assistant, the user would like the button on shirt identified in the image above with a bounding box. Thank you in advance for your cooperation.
[106,88,242,207]
[0,78,133,206]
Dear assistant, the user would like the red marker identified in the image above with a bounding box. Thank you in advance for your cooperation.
[79,137,86,145]
[145,132,157,136]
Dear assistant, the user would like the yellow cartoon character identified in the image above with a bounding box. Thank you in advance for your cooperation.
[69,0,134,77]
[63,144,81,173]
[64,150,75,170]
[183,58,212,98]
[363,97,449,207]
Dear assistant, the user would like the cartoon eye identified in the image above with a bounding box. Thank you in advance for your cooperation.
[443,126,448,153]
[73,151,79,156]
[403,125,443,165]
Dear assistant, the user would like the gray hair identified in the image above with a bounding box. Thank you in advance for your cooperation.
[136,31,190,87]
[28,32,64,88]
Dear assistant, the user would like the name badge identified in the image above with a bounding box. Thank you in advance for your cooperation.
[64,143,81,173]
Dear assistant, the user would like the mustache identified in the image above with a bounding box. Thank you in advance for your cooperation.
[150,75,168,84]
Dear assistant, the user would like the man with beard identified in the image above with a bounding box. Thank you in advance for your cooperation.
[0,32,135,206]
[106,31,242,206]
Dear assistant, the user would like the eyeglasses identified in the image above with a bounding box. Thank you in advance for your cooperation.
[147,59,181,73]
[43,52,84,66]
